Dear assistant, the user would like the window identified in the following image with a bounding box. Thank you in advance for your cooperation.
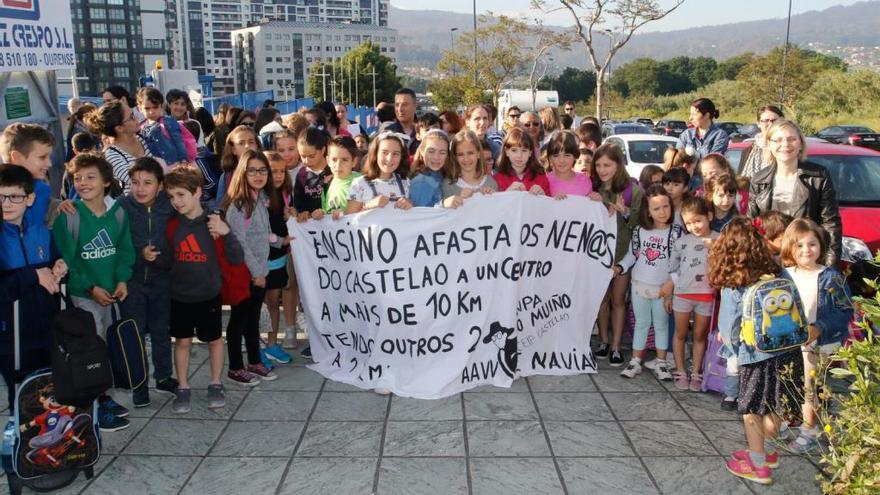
[93,38,109,49]
[113,67,129,78]
[89,8,106,19]
[112,53,127,63]
[144,39,164,49]
[93,52,110,62]
[92,24,107,34]
[108,9,125,20]
[109,24,127,35]
[267,79,274,84]
[111,38,128,49]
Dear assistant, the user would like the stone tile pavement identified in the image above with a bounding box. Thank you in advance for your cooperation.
[0,343,823,495]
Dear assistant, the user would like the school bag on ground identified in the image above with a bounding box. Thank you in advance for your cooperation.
[701,298,726,394]
[740,275,809,353]
[3,301,100,495]
[106,304,148,390]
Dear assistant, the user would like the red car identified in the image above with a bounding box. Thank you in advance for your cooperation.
[728,140,880,262]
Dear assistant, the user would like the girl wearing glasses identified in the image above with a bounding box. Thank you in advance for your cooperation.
[748,120,841,266]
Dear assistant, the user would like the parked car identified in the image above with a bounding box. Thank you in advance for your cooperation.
[603,134,678,179]
[653,119,687,137]
[716,121,744,137]
[729,123,759,143]
[601,122,653,139]
[628,117,654,127]
[727,140,880,263]
[814,125,880,151]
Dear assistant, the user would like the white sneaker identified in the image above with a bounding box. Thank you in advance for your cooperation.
[282,327,297,349]
[655,361,673,381]
[620,359,642,379]
[643,357,659,370]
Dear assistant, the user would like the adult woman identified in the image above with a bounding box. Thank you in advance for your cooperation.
[739,105,784,178]
[439,111,462,135]
[315,101,349,137]
[676,98,729,167]
[464,104,500,162]
[85,101,152,194]
[748,120,841,266]
[519,111,544,156]
[235,110,257,128]
[539,107,560,133]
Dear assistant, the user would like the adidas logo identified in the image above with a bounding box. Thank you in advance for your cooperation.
[177,233,207,262]
[81,229,117,259]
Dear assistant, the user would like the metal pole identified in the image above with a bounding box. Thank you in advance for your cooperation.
[450,28,458,77]
[348,61,352,105]
[321,66,327,102]
[780,0,792,105]
[371,67,377,107]
[472,0,478,85]
[355,60,359,108]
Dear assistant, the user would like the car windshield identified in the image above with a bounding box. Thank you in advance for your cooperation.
[628,140,675,164]
[841,126,875,134]
[810,154,880,204]
[614,125,651,135]
[669,121,687,129]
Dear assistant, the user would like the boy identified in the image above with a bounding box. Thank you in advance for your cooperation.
[0,123,56,226]
[62,132,99,201]
[0,165,67,410]
[119,157,178,408]
[164,167,243,413]
[51,153,135,432]
[136,87,195,166]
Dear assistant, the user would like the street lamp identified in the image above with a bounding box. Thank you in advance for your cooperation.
[597,29,614,80]
[450,27,459,77]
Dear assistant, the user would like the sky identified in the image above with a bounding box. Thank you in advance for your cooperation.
[390,0,862,33]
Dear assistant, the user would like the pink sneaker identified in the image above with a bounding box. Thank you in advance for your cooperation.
[689,373,703,392]
[672,371,689,390]
[732,449,779,469]
[726,457,772,485]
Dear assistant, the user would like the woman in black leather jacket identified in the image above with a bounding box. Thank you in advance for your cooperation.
[748,120,841,266]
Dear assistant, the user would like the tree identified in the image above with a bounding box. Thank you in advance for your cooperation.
[524,20,573,111]
[539,67,597,102]
[714,52,754,81]
[532,0,685,119]
[428,75,486,110]
[306,41,400,106]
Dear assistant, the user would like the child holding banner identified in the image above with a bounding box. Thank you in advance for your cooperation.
[273,128,305,350]
[493,127,549,196]
[440,130,497,209]
[346,132,413,213]
[323,136,362,218]
[545,130,593,200]
[409,129,451,207]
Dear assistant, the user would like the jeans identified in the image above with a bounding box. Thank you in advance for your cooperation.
[226,284,267,370]
[631,290,669,352]
[122,280,173,381]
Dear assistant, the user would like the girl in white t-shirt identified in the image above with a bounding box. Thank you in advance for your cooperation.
[441,130,498,208]
[346,132,413,214]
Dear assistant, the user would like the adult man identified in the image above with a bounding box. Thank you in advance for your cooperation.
[563,101,581,128]
[385,88,419,154]
[504,106,522,133]
[335,103,365,137]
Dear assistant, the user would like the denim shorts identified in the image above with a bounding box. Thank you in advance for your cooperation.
[672,295,713,317]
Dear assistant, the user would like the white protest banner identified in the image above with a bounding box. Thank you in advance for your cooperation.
[289,192,617,399]
[0,0,75,72]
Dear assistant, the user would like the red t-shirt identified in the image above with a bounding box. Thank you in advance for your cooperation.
[494,170,551,195]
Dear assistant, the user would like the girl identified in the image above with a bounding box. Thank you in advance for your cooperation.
[136,87,196,167]
[592,143,643,366]
[215,125,261,207]
[709,218,812,485]
[667,196,718,391]
[166,89,205,148]
[494,127,549,195]
[324,136,363,217]
[706,175,739,233]
[440,130,498,209]
[409,129,450,207]
[696,154,749,213]
[574,148,593,176]
[662,167,690,228]
[346,132,414,214]
[260,151,295,366]
[222,149,280,385]
[615,185,681,380]
[780,219,853,454]
[754,210,793,261]
[545,131,592,200]
[273,128,304,349]
[274,129,302,183]
[638,165,664,192]
[294,127,333,222]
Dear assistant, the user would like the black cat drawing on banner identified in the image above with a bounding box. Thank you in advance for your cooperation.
[482,322,519,379]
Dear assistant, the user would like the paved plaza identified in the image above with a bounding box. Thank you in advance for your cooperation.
[1,341,823,495]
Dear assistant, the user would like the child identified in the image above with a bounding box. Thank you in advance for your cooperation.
[0,123,56,226]
[545,131,591,200]
[408,129,450,207]
[638,165,664,192]
[273,129,302,184]
[709,218,813,485]
[696,154,749,213]
[347,132,414,213]
[615,185,682,379]
[706,175,739,233]
[439,130,497,208]
[354,134,369,168]
[62,133,99,201]
[667,196,718,391]
[215,125,261,207]
[324,136,363,217]
[662,167,690,228]
[164,167,242,413]
[780,219,853,453]
[261,151,294,366]
[494,127,549,195]
[592,143,643,365]
[51,153,135,432]
[136,87,196,167]
[417,112,441,141]
[753,210,793,260]
[0,165,67,410]
[480,137,495,172]
[294,127,333,222]
[222,150,280,385]
[574,148,593,176]
[272,129,304,349]
[118,158,179,408]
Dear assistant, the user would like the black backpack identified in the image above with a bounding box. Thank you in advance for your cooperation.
[51,297,112,408]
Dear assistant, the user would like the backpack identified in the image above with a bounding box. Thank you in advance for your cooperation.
[740,275,809,353]
[105,305,147,390]
[65,207,125,247]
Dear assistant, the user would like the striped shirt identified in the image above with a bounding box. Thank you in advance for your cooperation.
[104,134,152,194]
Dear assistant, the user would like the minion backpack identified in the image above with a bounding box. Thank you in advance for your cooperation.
[740,275,809,353]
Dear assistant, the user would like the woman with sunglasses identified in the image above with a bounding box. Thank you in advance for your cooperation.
[86,101,152,194]
[519,111,544,158]
[740,105,784,178]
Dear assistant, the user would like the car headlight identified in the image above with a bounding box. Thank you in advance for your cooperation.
[842,236,872,263]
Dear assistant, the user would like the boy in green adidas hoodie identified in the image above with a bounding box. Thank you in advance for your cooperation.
[51,152,135,433]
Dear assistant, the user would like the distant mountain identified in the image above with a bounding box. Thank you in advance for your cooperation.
[389,1,880,73]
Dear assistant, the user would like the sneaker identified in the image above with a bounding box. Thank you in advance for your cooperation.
[732,449,779,469]
[100,397,129,418]
[283,327,298,349]
[620,359,642,378]
[132,385,151,408]
[721,397,738,411]
[300,346,312,359]
[206,384,226,409]
[609,350,624,366]
[98,409,130,432]
[594,342,610,359]
[788,431,820,454]
[247,363,278,381]
[673,371,690,390]
[264,343,293,364]
[689,373,703,392]
[725,456,772,485]
[260,349,275,370]
[155,377,179,395]
[227,368,260,386]
[777,422,797,443]
[643,357,659,370]
[172,388,191,414]
[655,361,673,381]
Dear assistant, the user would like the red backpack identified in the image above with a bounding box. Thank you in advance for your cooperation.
[166,215,251,305]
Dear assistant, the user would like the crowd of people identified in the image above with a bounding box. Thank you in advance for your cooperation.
[0,84,874,486]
